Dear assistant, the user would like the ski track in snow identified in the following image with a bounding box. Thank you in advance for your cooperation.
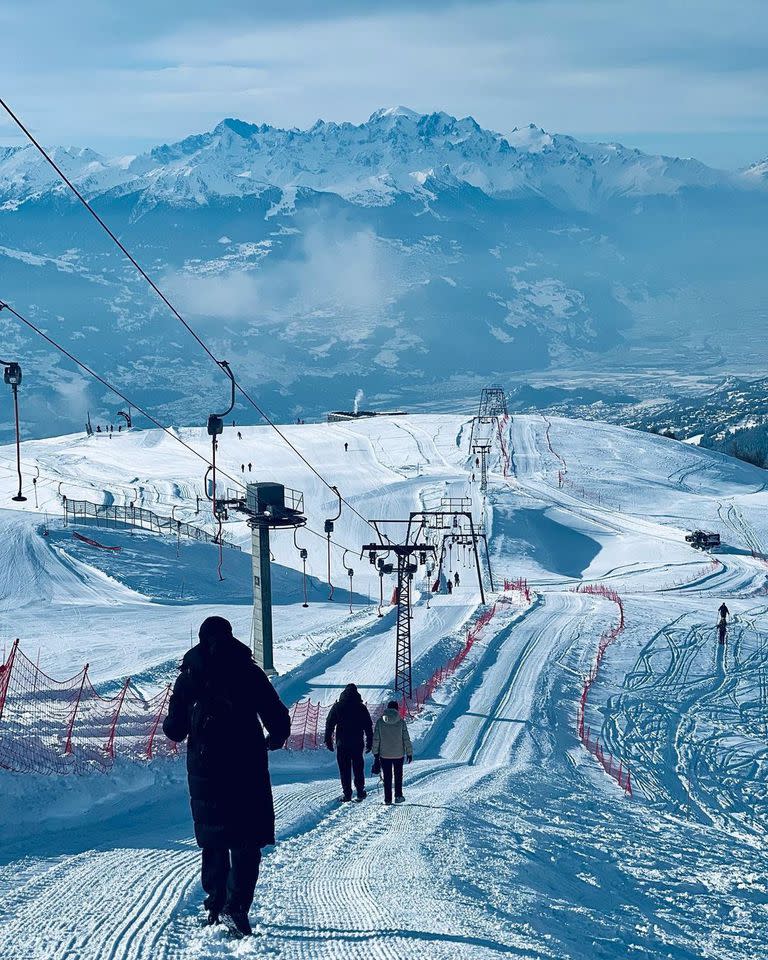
[3,414,768,958]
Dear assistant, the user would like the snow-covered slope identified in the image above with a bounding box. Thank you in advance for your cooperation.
[2,413,768,957]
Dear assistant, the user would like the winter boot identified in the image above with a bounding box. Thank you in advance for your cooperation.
[340,794,353,803]
[394,795,405,804]
[355,790,367,802]
[220,908,252,938]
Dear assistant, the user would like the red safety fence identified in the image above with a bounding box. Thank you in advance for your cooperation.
[0,640,176,774]
[497,414,512,477]
[288,581,534,750]
[543,416,568,488]
[72,531,122,552]
[504,577,532,603]
[573,584,632,795]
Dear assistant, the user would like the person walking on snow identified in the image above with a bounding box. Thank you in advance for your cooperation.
[447,578,453,595]
[454,571,460,588]
[718,602,729,622]
[163,616,291,938]
[344,442,349,452]
[372,700,413,805]
[324,683,373,802]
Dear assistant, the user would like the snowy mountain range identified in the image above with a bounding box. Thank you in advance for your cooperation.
[0,108,766,439]
[1,106,762,213]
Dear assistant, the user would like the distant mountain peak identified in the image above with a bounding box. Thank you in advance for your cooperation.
[368,106,421,121]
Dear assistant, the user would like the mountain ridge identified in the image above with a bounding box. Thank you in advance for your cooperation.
[1,107,762,215]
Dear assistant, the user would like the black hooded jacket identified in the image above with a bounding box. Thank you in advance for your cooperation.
[324,684,373,753]
[163,623,291,849]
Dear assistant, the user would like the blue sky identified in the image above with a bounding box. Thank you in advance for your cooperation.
[1,0,766,168]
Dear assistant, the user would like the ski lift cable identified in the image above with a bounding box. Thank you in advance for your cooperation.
[0,97,385,543]
[0,299,245,493]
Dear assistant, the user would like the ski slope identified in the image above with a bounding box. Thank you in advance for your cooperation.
[2,414,768,959]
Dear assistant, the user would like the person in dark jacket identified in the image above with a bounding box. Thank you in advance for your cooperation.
[718,602,729,621]
[163,616,291,937]
[324,683,373,802]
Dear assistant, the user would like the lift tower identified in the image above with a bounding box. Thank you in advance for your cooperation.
[478,385,508,419]
[472,438,492,492]
[242,483,306,674]
[364,530,435,699]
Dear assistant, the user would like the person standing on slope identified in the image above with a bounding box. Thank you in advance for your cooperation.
[718,602,729,622]
[324,683,373,802]
[163,616,291,938]
[372,700,413,805]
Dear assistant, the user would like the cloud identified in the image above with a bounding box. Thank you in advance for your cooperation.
[167,214,403,337]
[1,1,767,165]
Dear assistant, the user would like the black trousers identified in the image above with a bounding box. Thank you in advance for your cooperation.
[201,845,262,914]
[337,746,366,798]
[380,758,404,803]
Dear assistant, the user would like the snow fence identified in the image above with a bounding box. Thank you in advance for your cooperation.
[574,584,632,795]
[0,641,175,774]
[0,582,532,772]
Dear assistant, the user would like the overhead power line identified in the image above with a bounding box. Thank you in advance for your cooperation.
[0,300,243,491]
[0,300,367,561]
[0,96,382,541]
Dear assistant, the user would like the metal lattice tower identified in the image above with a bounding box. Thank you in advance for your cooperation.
[364,533,436,699]
[472,439,492,492]
[394,553,414,698]
[478,385,508,419]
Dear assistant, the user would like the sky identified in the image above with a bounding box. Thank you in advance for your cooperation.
[1,0,767,169]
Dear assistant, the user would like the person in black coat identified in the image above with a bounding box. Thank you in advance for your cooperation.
[163,616,291,936]
[324,683,373,802]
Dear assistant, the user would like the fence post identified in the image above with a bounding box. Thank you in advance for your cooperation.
[311,702,320,749]
[65,664,89,755]
[105,677,131,759]
[146,683,172,759]
[0,639,19,724]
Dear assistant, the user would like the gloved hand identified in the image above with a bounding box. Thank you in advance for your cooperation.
[365,745,372,754]
[265,735,285,751]
[326,742,334,752]
[406,755,413,764]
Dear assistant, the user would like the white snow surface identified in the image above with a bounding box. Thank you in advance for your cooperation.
[1,413,768,958]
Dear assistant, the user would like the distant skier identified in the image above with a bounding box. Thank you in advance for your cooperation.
[446,578,453,595]
[344,442,349,453]
[718,602,729,621]
[237,431,242,440]
[241,463,245,473]
[454,571,460,588]
[372,700,413,805]
[475,457,480,467]
[163,616,291,937]
[324,683,373,803]
[248,462,252,473]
